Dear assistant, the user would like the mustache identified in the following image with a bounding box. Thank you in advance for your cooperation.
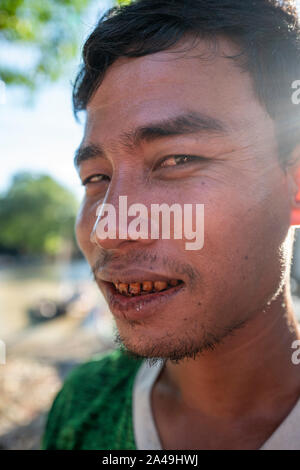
[91,249,201,286]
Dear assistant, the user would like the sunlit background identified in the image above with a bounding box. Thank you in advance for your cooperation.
[1,0,300,450]
[0,0,117,450]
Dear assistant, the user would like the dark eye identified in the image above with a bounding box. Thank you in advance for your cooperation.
[82,174,110,186]
[159,155,205,168]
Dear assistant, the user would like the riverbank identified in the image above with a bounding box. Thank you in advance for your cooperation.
[0,311,115,450]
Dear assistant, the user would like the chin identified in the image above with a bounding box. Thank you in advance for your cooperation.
[112,326,216,365]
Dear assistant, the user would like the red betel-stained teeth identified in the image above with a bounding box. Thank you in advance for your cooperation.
[113,279,181,296]
[153,281,168,291]
[118,283,128,294]
[142,281,153,291]
[129,282,141,295]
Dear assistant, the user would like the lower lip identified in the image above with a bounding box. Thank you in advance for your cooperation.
[100,281,185,322]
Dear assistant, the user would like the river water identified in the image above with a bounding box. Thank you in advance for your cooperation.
[0,258,105,339]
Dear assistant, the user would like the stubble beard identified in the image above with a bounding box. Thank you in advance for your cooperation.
[112,315,248,367]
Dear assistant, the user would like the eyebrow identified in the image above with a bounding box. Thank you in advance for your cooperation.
[74,111,227,167]
[74,143,105,168]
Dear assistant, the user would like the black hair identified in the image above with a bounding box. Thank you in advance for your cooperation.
[73,0,300,162]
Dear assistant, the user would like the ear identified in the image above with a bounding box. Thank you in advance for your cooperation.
[289,146,300,226]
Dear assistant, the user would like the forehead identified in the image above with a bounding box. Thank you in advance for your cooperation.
[85,37,274,146]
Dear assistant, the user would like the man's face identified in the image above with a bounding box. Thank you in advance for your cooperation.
[75,37,293,361]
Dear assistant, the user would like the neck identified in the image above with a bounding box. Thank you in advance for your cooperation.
[162,288,300,418]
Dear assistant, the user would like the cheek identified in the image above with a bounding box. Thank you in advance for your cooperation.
[184,171,289,270]
[201,181,290,296]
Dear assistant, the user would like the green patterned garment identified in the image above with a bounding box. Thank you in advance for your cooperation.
[42,348,144,450]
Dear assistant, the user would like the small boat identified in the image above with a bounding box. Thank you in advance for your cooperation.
[27,290,82,324]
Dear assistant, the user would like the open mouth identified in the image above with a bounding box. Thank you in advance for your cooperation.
[110,279,183,297]
[101,276,186,320]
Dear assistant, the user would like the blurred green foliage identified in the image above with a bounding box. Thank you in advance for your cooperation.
[0,0,134,91]
[0,172,79,256]
[0,0,91,89]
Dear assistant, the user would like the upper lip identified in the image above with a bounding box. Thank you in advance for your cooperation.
[94,268,182,285]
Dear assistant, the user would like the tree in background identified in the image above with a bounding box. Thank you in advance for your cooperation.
[0,0,91,90]
[0,172,79,257]
[0,0,131,91]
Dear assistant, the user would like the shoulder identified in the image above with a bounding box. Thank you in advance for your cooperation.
[62,347,142,389]
[42,348,143,450]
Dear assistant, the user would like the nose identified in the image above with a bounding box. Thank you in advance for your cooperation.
[90,193,154,250]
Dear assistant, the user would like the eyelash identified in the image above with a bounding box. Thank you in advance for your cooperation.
[81,154,205,186]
